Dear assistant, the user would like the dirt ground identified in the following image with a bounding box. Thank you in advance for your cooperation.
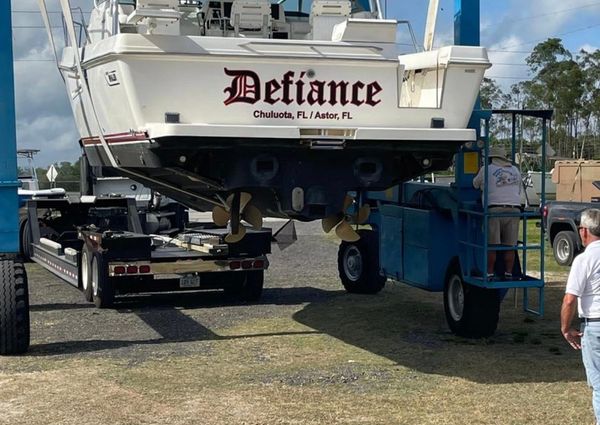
[0,222,593,425]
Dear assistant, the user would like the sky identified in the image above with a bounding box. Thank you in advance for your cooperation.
[10,0,600,167]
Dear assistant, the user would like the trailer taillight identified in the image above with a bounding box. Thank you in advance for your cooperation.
[126,265,138,274]
[542,205,548,217]
[229,261,241,270]
[139,265,151,274]
[114,266,126,275]
[253,260,265,269]
[241,260,253,269]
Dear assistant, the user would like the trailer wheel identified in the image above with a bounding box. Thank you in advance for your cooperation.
[553,230,578,266]
[81,248,93,303]
[444,264,500,338]
[0,258,30,355]
[91,252,114,308]
[224,271,264,302]
[337,229,385,294]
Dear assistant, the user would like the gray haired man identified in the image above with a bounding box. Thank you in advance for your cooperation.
[561,208,600,425]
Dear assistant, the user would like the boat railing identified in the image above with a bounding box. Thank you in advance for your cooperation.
[61,7,90,48]
[396,20,420,53]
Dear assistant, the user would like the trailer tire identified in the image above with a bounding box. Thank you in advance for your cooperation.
[337,230,385,294]
[444,263,500,338]
[19,219,33,263]
[91,252,114,308]
[0,258,30,355]
[224,271,264,302]
[553,230,578,267]
[81,248,93,303]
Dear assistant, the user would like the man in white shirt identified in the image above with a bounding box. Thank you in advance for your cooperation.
[473,146,522,280]
[561,208,600,425]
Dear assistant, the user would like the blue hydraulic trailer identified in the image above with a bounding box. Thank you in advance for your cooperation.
[0,0,30,355]
[335,1,550,338]
[337,110,551,337]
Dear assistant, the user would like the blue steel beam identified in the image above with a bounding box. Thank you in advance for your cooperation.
[454,0,482,134]
[0,0,20,254]
[454,0,480,46]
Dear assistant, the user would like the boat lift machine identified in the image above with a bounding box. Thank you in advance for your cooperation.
[0,0,548,353]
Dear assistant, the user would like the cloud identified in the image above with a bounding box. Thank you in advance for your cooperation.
[578,43,599,54]
[12,0,85,167]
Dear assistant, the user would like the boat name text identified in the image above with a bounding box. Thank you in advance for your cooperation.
[224,69,382,108]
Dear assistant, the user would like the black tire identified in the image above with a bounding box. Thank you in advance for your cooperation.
[81,247,93,303]
[337,229,386,294]
[443,263,500,338]
[553,230,579,266]
[0,258,30,355]
[19,219,33,263]
[91,252,114,308]
[224,271,264,302]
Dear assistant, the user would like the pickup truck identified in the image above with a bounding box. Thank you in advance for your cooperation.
[543,201,599,266]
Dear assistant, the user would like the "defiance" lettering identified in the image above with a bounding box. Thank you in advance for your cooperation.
[223,68,382,108]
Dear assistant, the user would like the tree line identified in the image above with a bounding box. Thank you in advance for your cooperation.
[480,38,600,165]
[33,159,81,191]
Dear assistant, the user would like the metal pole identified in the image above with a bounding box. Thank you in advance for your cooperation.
[0,0,20,254]
[541,118,547,282]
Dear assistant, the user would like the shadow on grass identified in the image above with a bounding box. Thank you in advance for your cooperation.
[27,286,331,356]
[27,278,582,385]
[293,283,583,385]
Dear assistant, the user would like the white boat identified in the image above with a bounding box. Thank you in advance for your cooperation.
[39,0,490,241]
[17,149,66,206]
[528,170,555,201]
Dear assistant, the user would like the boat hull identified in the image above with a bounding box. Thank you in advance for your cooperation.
[61,35,489,219]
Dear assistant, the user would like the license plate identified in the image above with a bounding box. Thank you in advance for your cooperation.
[179,274,201,288]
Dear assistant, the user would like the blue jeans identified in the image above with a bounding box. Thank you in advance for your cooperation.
[582,322,600,424]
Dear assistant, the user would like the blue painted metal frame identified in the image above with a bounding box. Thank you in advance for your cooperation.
[362,0,547,315]
[0,0,20,254]
[454,0,480,47]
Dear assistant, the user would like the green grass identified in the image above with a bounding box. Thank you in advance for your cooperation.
[521,219,567,275]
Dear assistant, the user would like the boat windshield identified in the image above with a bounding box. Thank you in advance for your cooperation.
[280,0,373,16]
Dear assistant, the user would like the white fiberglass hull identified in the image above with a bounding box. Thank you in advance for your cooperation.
[52,3,490,220]
[65,35,488,143]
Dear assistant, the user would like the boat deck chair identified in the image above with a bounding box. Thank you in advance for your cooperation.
[309,0,351,40]
[127,0,182,34]
[231,0,272,38]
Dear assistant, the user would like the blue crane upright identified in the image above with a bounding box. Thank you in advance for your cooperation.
[0,0,30,355]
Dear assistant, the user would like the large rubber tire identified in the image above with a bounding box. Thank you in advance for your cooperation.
[553,230,579,267]
[444,263,500,338]
[19,219,33,263]
[337,229,386,294]
[0,258,30,355]
[91,252,114,308]
[81,248,93,303]
[224,271,264,302]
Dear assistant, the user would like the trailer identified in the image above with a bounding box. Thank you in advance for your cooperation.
[19,151,278,307]
[23,196,271,307]
[336,110,551,337]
